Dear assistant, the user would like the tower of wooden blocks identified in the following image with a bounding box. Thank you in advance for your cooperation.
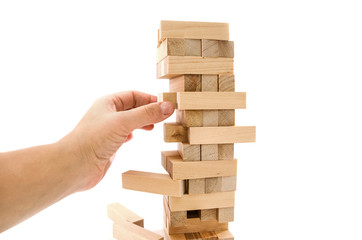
[121,20,256,240]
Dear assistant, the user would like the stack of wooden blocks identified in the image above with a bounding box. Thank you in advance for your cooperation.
[120,20,256,240]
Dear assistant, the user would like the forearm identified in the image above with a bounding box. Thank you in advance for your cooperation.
[0,137,84,232]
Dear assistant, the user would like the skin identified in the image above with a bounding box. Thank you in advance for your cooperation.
[0,91,175,233]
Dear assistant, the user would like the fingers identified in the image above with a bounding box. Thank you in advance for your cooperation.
[118,102,174,132]
[110,91,157,111]
[141,124,154,131]
[124,133,133,143]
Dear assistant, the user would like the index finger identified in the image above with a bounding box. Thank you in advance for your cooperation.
[110,91,157,111]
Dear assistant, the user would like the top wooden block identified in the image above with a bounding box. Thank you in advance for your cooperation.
[158,21,229,44]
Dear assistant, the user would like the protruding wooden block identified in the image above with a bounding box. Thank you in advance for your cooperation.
[188,126,256,144]
[157,56,233,79]
[218,110,235,126]
[159,21,229,43]
[122,170,184,197]
[202,40,219,57]
[169,75,201,92]
[200,209,217,222]
[177,92,246,110]
[113,222,164,240]
[217,207,234,223]
[205,177,222,193]
[215,230,234,240]
[107,203,144,227]
[201,144,218,161]
[188,178,205,195]
[158,92,177,108]
[218,144,234,160]
[218,41,234,58]
[185,39,202,56]
[161,150,179,170]
[176,110,203,127]
[169,191,235,211]
[164,154,237,180]
[164,123,188,143]
[202,110,218,127]
[167,218,228,235]
[221,176,237,192]
[201,75,218,92]
[219,75,235,92]
[177,143,200,161]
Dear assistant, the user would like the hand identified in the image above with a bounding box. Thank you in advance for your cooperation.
[60,91,174,191]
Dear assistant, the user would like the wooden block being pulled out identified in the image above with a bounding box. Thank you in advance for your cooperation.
[164,123,188,143]
[159,92,246,110]
[168,191,235,211]
[122,170,184,197]
[163,154,237,180]
[113,222,164,240]
[157,56,233,79]
[189,126,256,144]
[107,202,144,227]
[158,21,229,44]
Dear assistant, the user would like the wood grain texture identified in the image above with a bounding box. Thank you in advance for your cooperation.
[200,209,217,222]
[217,207,234,223]
[156,38,185,63]
[218,41,234,58]
[218,144,234,160]
[215,230,234,240]
[185,39,202,56]
[177,92,245,110]
[169,191,235,211]
[201,144,218,161]
[177,143,200,161]
[202,110,218,127]
[159,21,229,43]
[202,40,219,57]
[167,218,228,235]
[201,75,218,92]
[169,75,201,92]
[122,170,184,197]
[177,110,203,127]
[157,56,233,79]
[221,176,237,192]
[218,110,235,126]
[113,222,164,240]
[164,123,188,143]
[164,154,237,180]
[107,202,144,227]
[205,177,222,193]
[218,75,235,92]
[188,178,205,195]
[188,126,256,144]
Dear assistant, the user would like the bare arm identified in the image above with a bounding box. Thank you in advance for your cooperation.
[0,91,174,232]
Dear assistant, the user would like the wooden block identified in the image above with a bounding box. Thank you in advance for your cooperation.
[202,40,219,57]
[177,143,200,161]
[158,92,177,108]
[205,177,222,193]
[169,191,235,211]
[201,144,218,161]
[169,75,201,92]
[157,56,233,79]
[164,123,188,143]
[122,170,184,197]
[107,203,144,227]
[168,218,228,235]
[218,110,235,126]
[161,150,179,170]
[164,232,187,240]
[188,126,256,144]
[177,110,203,127]
[218,41,234,58]
[200,209,217,221]
[199,232,218,240]
[188,178,205,195]
[164,155,237,180]
[159,21,229,42]
[185,232,202,240]
[215,230,234,240]
[218,144,234,160]
[221,176,237,192]
[201,75,218,92]
[157,38,185,63]
[164,195,187,228]
[185,39,202,56]
[218,75,235,92]
[177,92,246,110]
[217,207,234,223]
[202,110,218,127]
[113,222,164,240]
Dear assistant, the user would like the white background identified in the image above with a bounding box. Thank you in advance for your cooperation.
[1,0,362,239]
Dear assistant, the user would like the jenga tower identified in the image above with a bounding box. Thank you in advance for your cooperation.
[120,20,255,240]
[157,21,256,239]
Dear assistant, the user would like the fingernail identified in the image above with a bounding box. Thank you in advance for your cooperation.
[160,102,174,115]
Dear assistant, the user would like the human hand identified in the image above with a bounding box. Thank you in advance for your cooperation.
[60,91,174,191]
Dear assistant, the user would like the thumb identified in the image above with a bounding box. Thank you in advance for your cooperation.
[119,102,174,131]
